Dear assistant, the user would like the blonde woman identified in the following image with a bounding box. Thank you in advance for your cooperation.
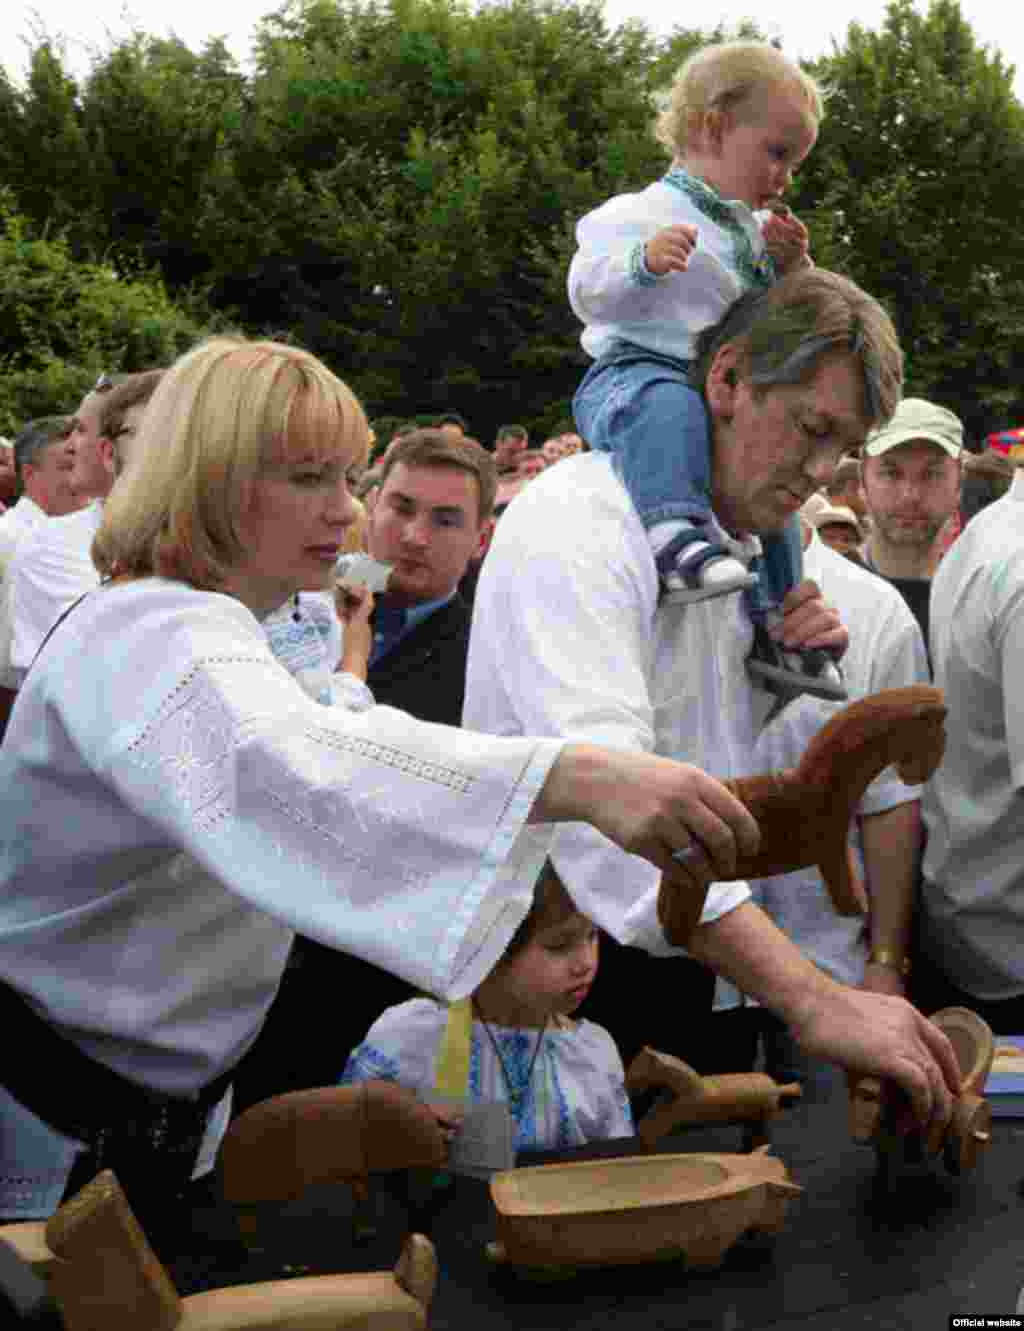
[0,336,757,1236]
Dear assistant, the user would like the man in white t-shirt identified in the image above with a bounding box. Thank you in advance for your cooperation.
[711,515,929,1096]
[916,466,1024,1031]
[0,417,80,565]
[465,267,959,1133]
[0,417,81,737]
[7,372,162,689]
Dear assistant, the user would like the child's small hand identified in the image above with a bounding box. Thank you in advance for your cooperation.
[427,1103,465,1142]
[643,224,698,276]
[335,581,374,676]
[761,208,811,274]
[335,580,375,628]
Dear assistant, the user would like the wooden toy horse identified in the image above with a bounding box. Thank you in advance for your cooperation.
[626,1047,802,1150]
[28,1170,438,1331]
[849,1007,993,1177]
[658,685,946,945]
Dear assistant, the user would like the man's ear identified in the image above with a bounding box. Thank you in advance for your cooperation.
[475,517,495,561]
[706,345,741,418]
[705,107,730,155]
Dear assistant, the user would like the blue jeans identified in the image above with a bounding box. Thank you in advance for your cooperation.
[574,347,800,618]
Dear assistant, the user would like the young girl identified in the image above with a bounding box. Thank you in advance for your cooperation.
[569,42,837,698]
[340,861,633,1164]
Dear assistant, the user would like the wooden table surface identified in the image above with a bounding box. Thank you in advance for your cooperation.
[173,1091,1024,1331]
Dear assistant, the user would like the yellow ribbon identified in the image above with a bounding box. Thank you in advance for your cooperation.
[434,996,473,1100]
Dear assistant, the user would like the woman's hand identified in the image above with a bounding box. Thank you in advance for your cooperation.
[336,582,375,679]
[533,743,760,894]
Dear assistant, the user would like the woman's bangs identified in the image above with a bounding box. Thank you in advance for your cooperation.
[276,374,368,467]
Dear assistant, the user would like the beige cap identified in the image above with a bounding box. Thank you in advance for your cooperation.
[811,504,862,538]
[864,398,963,458]
[800,492,832,522]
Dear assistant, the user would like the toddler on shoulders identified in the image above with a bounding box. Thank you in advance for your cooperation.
[569,41,838,699]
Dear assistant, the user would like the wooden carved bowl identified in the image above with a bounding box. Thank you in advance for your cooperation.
[487,1148,801,1277]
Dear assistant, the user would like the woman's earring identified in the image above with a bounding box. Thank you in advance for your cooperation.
[292,592,301,622]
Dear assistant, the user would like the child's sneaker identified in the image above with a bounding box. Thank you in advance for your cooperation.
[662,547,758,602]
[654,525,757,604]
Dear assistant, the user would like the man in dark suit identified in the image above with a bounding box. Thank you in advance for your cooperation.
[365,429,496,725]
[230,430,497,1114]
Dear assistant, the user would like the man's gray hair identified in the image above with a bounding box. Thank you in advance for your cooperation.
[691,269,904,429]
[13,416,72,481]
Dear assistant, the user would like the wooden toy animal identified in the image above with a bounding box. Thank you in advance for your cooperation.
[218,1082,448,1245]
[0,1081,448,1277]
[849,1006,993,1176]
[626,1047,801,1150]
[658,685,946,945]
[5,1170,438,1331]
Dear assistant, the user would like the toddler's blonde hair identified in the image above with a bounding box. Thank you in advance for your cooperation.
[655,40,824,159]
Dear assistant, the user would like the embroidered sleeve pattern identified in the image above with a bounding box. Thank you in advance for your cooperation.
[126,654,474,822]
[118,648,551,998]
[340,1042,402,1085]
[123,651,476,903]
[627,239,661,288]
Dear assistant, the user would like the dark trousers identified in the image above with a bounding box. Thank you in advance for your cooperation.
[230,940,417,1117]
[910,939,1024,1035]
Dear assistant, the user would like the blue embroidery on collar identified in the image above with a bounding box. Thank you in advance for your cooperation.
[662,168,775,290]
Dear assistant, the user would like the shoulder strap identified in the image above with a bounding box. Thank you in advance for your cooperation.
[433,997,473,1099]
[28,591,93,674]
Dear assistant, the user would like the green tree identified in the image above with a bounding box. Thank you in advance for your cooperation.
[80,35,247,288]
[193,0,680,435]
[0,43,97,252]
[0,193,215,433]
[796,0,1024,438]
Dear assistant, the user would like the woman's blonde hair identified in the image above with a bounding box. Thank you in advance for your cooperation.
[655,41,824,159]
[94,337,370,589]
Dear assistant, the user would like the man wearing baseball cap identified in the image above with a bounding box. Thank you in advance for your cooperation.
[860,397,963,656]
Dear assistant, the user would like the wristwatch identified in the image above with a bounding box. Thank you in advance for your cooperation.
[867,945,911,976]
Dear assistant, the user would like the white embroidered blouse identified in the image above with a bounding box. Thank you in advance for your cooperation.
[0,577,560,1095]
[341,998,633,1154]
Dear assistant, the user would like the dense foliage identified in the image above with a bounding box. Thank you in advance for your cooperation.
[0,0,1021,441]
[0,192,214,433]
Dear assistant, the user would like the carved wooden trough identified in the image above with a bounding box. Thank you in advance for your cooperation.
[487,1145,801,1276]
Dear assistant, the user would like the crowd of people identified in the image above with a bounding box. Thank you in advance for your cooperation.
[0,37,1020,1278]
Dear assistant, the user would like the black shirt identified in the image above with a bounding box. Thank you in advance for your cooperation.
[862,552,932,673]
